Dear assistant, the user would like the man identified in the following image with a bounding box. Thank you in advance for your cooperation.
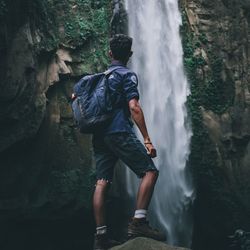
[93,34,166,250]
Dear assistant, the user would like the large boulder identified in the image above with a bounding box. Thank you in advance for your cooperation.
[111,237,191,250]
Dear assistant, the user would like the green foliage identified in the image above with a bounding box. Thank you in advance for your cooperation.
[57,1,110,44]
[65,17,93,42]
[27,0,110,70]
[198,33,208,44]
[180,10,221,186]
[1,0,110,86]
[181,11,234,115]
[202,55,234,114]
[59,0,110,70]
[180,8,235,192]
[181,9,246,245]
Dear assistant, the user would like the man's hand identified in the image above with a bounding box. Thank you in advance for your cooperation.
[145,143,157,158]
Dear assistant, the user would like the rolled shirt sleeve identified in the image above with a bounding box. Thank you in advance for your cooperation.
[123,72,140,102]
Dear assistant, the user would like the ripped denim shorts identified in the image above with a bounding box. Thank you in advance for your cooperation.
[92,132,158,182]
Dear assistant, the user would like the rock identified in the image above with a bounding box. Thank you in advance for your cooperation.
[111,238,190,250]
[0,23,46,152]
[181,0,250,249]
[111,0,128,35]
[0,1,111,249]
[37,47,72,88]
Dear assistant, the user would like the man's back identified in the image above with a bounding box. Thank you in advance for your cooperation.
[95,62,139,136]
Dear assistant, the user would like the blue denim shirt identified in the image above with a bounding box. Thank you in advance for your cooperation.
[98,62,139,135]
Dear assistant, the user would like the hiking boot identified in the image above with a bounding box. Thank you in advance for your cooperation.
[127,217,166,241]
[93,233,121,250]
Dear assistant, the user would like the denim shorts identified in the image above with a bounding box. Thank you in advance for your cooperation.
[92,132,158,182]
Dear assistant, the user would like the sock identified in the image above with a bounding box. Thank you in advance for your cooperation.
[96,225,107,235]
[134,209,147,219]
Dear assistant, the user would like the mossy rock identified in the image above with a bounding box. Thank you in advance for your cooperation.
[111,238,191,250]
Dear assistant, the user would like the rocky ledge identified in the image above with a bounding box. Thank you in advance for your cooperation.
[111,237,191,250]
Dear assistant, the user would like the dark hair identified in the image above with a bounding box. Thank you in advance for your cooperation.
[109,34,133,62]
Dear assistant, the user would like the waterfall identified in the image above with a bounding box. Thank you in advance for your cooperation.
[124,0,195,247]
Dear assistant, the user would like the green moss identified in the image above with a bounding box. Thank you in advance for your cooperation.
[70,2,110,70]
[181,9,234,115]
[65,18,92,42]
[201,55,234,114]
[29,0,111,70]
[198,33,208,45]
[181,8,248,249]
[181,6,239,237]
[180,9,220,185]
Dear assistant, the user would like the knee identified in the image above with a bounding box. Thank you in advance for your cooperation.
[95,179,111,192]
[146,170,159,182]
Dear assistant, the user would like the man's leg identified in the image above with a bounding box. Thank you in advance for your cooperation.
[136,170,158,210]
[102,133,166,241]
[93,178,123,250]
[92,136,121,250]
[93,179,121,250]
[93,179,110,228]
[127,169,165,241]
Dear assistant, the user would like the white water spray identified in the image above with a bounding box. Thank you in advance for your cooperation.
[124,0,194,246]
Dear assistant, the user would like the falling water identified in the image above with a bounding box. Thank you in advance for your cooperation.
[124,0,194,247]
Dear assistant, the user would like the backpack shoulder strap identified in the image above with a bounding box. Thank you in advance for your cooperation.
[104,66,125,77]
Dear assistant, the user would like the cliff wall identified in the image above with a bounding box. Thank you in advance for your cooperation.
[0,1,112,249]
[180,0,250,249]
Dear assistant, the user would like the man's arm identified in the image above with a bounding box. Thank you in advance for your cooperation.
[129,98,157,158]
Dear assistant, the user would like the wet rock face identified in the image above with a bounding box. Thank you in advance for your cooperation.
[0,1,111,249]
[0,23,46,152]
[0,0,110,152]
[181,0,250,249]
[110,0,128,36]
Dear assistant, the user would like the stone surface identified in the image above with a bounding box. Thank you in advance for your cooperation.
[0,23,47,152]
[0,0,111,215]
[181,0,250,249]
[111,238,190,250]
[0,1,110,249]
